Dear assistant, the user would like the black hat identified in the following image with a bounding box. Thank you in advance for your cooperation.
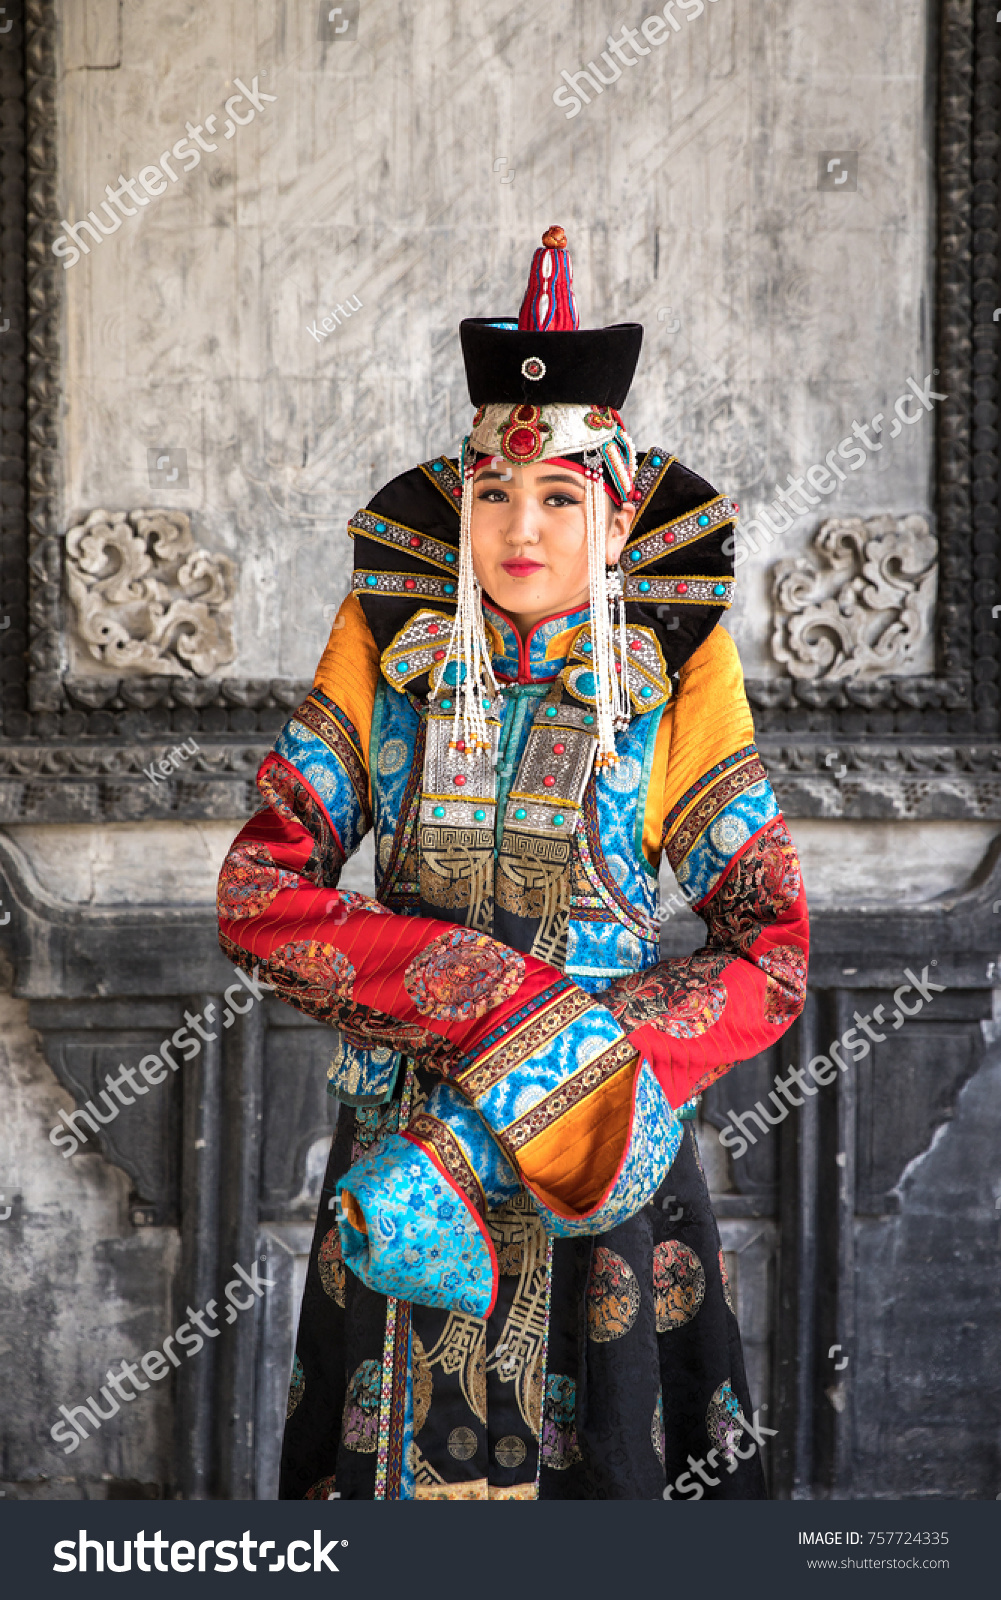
[459,226,642,408]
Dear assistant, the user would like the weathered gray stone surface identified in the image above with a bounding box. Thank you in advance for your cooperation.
[55,0,932,682]
[1,0,993,1503]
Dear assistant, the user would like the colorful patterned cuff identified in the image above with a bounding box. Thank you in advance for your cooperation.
[273,692,372,857]
[526,1058,682,1237]
[338,1133,498,1318]
[406,1081,521,1216]
[457,989,682,1233]
[674,777,779,906]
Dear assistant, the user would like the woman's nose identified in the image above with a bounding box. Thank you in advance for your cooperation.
[504,497,540,545]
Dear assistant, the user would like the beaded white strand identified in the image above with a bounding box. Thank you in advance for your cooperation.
[439,438,499,760]
[584,450,620,769]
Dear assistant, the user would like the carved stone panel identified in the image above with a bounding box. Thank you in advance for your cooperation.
[64,509,236,679]
[771,516,938,682]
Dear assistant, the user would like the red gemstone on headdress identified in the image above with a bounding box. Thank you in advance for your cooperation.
[677,582,688,594]
[508,427,539,458]
[543,775,555,787]
[455,739,466,751]
[662,531,675,544]
[428,624,439,635]
[451,487,461,498]
[453,774,466,786]
[553,742,566,754]
[404,578,416,589]
[615,662,622,673]
[733,503,740,513]
[433,649,445,661]
[409,536,421,548]
[629,640,641,651]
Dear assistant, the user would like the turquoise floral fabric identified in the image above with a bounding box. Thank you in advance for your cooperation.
[338,1134,497,1318]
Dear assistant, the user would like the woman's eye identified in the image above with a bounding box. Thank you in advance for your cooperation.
[477,490,508,503]
[545,494,580,508]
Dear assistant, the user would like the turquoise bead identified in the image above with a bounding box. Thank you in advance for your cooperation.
[433,805,445,818]
[444,582,455,594]
[584,714,595,725]
[640,685,653,699]
[698,514,710,527]
[445,552,456,563]
[432,462,443,473]
[397,661,409,674]
[629,550,640,561]
[545,706,558,718]
[441,698,452,710]
[581,641,592,653]
[553,813,564,826]
[577,671,595,696]
[714,583,726,596]
[651,454,661,466]
[639,580,650,593]
[365,574,378,587]
[443,660,466,687]
[474,808,486,822]
[375,521,386,532]
[515,807,527,820]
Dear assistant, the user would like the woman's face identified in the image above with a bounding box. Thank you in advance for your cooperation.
[469,459,635,636]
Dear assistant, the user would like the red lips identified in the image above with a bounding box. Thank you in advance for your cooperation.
[501,560,545,576]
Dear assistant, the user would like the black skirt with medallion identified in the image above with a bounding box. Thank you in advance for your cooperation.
[279,1066,765,1502]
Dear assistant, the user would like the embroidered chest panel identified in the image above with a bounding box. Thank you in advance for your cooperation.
[371,680,662,990]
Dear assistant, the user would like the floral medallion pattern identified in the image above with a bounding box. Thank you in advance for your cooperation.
[404,928,525,1021]
[653,1240,706,1332]
[342,1359,381,1453]
[587,1246,641,1342]
[318,1225,347,1307]
[758,943,809,1024]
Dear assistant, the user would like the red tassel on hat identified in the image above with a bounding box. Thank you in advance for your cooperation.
[517,225,579,333]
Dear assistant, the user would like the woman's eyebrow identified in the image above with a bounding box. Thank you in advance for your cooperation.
[537,473,583,486]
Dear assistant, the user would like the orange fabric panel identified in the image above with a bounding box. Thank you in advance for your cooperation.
[642,709,674,868]
[517,1063,635,1213]
[341,1191,368,1234]
[311,591,381,775]
[654,625,756,848]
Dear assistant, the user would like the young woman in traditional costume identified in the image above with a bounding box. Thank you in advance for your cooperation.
[217,228,809,1500]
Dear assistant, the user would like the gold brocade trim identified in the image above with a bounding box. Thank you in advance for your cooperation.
[665,753,766,871]
[489,1483,537,1500]
[495,833,573,966]
[407,1111,487,1217]
[419,823,495,929]
[414,1479,489,1500]
[486,1194,549,1437]
[500,1037,638,1149]
[457,987,596,1100]
[422,1313,488,1424]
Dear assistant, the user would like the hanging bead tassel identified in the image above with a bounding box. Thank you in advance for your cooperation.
[438,438,499,760]
[608,564,630,730]
[584,451,620,770]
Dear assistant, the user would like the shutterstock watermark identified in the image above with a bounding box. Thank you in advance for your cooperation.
[53,1529,346,1575]
[662,1403,776,1498]
[50,1256,276,1456]
[553,0,722,120]
[51,75,277,270]
[724,373,948,568]
[48,967,271,1160]
[718,964,946,1159]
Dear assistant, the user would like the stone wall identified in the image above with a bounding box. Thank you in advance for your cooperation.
[1,0,998,1502]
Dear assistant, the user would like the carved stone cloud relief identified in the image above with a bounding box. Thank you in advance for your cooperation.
[64,509,236,678]
[770,515,938,682]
